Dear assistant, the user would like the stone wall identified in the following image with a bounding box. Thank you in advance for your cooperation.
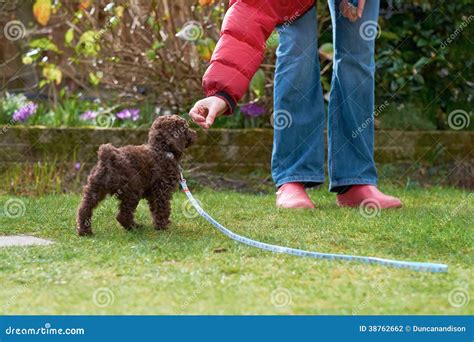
[1,126,472,175]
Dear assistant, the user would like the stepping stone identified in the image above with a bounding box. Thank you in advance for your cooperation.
[0,235,54,248]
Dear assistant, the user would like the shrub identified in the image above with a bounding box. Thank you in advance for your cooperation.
[0,0,471,129]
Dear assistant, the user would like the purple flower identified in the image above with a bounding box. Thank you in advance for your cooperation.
[12,102,38,122]
[79,111,98,121]
[240,103,265,118]
[116,108,140,121]
[74,162,81,170]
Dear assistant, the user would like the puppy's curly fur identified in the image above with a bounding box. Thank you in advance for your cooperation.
[76,115,197,236]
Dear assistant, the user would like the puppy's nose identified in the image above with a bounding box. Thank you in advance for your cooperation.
[188,129,198,143]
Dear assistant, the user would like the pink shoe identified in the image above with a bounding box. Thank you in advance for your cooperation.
[276,183,315,209]
[336,185,402,209]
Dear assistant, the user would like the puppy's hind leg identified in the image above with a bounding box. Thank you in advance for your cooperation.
[76,185,106,236]
[116,194,141,231]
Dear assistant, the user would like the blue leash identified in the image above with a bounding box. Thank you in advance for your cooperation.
[179,173,448,273]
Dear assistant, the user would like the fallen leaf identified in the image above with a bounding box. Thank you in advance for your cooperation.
[33,0,52,26]
[213,248,227,253]
[199,0,215,5]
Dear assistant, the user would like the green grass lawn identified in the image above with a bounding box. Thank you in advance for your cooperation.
[0,184,472,315]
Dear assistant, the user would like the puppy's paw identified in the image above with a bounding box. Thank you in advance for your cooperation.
[77,227,93,236]
[120,222,143,231]
[154,220,171,230]
[132,223,144,229]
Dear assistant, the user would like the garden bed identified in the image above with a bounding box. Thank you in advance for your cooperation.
[1,126,473,194]
[2,126,473,171]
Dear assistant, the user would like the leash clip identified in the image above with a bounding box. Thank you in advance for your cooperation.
[178,164,186,183]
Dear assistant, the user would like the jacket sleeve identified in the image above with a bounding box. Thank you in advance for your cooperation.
[202,0,279,114]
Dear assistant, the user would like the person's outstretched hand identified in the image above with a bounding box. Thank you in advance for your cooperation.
[189,96,228,129]
[340,0,365,22]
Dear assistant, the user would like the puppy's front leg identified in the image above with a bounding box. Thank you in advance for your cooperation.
[147,194,171,230]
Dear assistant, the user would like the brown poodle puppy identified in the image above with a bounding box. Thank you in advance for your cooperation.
[76,115,197,236]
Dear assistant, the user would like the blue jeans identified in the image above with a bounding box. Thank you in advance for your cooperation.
[271,0,380,192]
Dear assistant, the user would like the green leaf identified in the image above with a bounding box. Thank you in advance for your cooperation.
[22,56,33,65]
[76,31,100,57]
[146,49,156,60]
[42,63,62,85]
[390,80,398,92]
[380,31,400,41]
[413,57,430,71]
[250,69,265,98]
[412,74,425,84]
[416,38,429,47]
[65,28,74,45]
[88,72,103,86]
[196,38,216,62]
[152,41,164,50]
[319,42,333,60]
[29,38,60,53]
[38,80,48,88]
[265,31,279,49]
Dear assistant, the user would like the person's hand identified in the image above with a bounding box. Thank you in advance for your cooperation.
[340,0,365,22]
[189,96,228,129]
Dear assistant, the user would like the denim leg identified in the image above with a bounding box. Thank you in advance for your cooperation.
[327,0,380,191]
[272,6,325,188]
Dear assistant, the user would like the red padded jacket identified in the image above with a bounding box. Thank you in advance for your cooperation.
[202,0,315,113]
